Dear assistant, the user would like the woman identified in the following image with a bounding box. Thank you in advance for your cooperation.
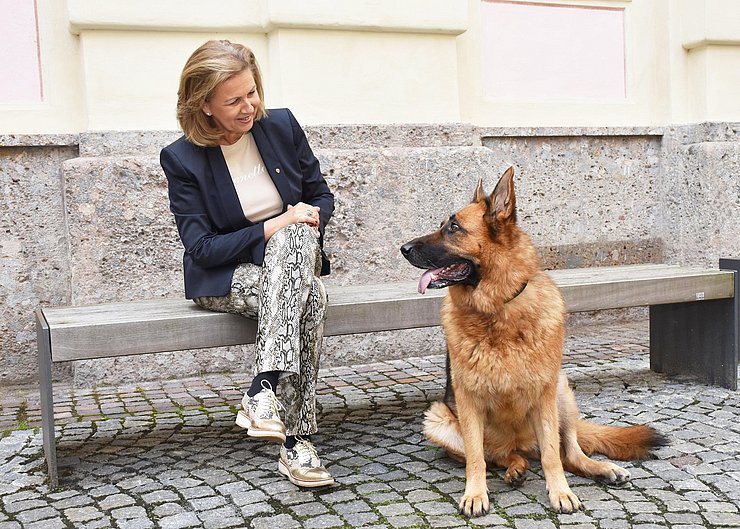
[160,40,335,488]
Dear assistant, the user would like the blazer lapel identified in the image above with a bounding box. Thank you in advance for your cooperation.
[205,146,249,230]
[251,121,291,210]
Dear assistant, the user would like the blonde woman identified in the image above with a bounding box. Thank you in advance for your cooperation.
[160,40,335,487]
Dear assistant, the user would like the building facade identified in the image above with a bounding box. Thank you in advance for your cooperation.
[1,0,738,386]
[2,0,740,133]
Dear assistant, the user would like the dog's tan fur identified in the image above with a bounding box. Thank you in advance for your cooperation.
[401,167,665,517]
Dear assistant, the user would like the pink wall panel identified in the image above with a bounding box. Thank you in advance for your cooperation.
[0,0,43,103]
[481,1,626,99]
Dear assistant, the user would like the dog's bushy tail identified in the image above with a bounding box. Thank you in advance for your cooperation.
[576,420,668,460]
[424,401,466,460]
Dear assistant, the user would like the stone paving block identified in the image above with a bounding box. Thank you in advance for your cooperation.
[15,506,60,524]
[425,514,468,527]
[180,485,216,499]
[64,505,104,523]
[2,498,46,513]
[343,511,381,526]
[505,502,547,516]
[289,500,329,517]
[240,501,274,518]
[493,489,530,508]
[279,490,316,506]
[115,518,155,529]
[153,502,186,517]
[387,514,425,527]
[319,490,357,504]
[230,488,268,506]
[201,513,244,529]
[515,520,556,529]
[367,491,403,504]
[302,514,345,529]
[189,495,226,511]
[591,509,628,521]
[77,519,114,529]
[251,513,301,529]
[703,511,740,526]
[416,500,458,516]
[25,518,66,529]
[110,505,148,520]
[97,493,135,510]
[405,489,442,502]
[158,511,201,529]
[51,493,93,510]
[665,513,705,525]
[592,518,629,529]
[624,501,661,514]
[330,498,370,515]
[356,482,392,494]
[378,502,415,517]
[141,489,180,504]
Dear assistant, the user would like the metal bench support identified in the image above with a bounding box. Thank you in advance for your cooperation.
[650,259,739,390]
[36,309,59,488]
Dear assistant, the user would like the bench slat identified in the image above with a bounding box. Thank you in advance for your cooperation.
[42,264,734,362]
[551,265,733,312]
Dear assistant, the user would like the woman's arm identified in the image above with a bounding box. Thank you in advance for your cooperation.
[161,146,268,268]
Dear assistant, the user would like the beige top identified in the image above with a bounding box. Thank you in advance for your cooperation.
[221,133,283,222]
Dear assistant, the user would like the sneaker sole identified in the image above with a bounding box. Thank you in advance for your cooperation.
[278,458,335,488]
[235,410,286,443]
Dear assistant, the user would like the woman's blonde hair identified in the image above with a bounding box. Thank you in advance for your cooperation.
[176,40,267,147]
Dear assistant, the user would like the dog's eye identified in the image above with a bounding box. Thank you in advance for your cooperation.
[447,221,460,233]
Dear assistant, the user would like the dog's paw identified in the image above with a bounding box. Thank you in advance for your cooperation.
[600,462,630,484]
[459,493,490,517]
[549,489,582,514]
[503,466,527,487]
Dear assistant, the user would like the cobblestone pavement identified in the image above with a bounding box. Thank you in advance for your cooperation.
[1,320,740,528]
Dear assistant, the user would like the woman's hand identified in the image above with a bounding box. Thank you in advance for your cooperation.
[263,202,320,240]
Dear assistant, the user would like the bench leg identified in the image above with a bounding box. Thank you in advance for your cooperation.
[650,259,739,390]
[36,310,59,488]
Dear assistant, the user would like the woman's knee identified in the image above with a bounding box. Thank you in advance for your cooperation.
[265,223,320,267]
[279,223,318,246]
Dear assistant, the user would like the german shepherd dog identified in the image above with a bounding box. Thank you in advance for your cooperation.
[400,167,666,517]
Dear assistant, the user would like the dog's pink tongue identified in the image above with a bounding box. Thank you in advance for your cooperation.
[418,269,439,294]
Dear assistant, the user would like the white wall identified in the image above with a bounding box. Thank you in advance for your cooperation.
[1,0,84,133]
[1,0,739,134]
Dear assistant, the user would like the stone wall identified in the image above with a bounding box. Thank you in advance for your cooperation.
[660,123,740,266]
[0,123,738,387]
[0,136,78,385]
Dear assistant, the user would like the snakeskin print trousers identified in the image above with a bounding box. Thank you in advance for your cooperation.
[194,223,327,436]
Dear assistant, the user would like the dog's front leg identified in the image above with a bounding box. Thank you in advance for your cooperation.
[531,395,582,513]
[455,388,489,517]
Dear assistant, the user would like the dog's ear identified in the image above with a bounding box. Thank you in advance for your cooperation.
[472,177,486,203]
[489,166,516,222]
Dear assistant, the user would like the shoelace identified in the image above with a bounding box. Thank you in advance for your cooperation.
[255,380,284,418]
[293,437,320,467]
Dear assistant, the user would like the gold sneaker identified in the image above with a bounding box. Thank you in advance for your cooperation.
[278,437,335,488]
[235,380,286,443]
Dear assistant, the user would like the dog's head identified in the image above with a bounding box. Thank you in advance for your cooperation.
[400,166,520,294]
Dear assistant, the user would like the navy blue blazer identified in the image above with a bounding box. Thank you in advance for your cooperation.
[160,108,334,299]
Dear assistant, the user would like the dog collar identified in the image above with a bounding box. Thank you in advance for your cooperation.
[505,281,528,304]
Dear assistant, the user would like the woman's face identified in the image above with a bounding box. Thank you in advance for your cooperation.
[203,69,261,145]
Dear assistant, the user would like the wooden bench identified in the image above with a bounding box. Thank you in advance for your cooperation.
[36,261,739,487]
